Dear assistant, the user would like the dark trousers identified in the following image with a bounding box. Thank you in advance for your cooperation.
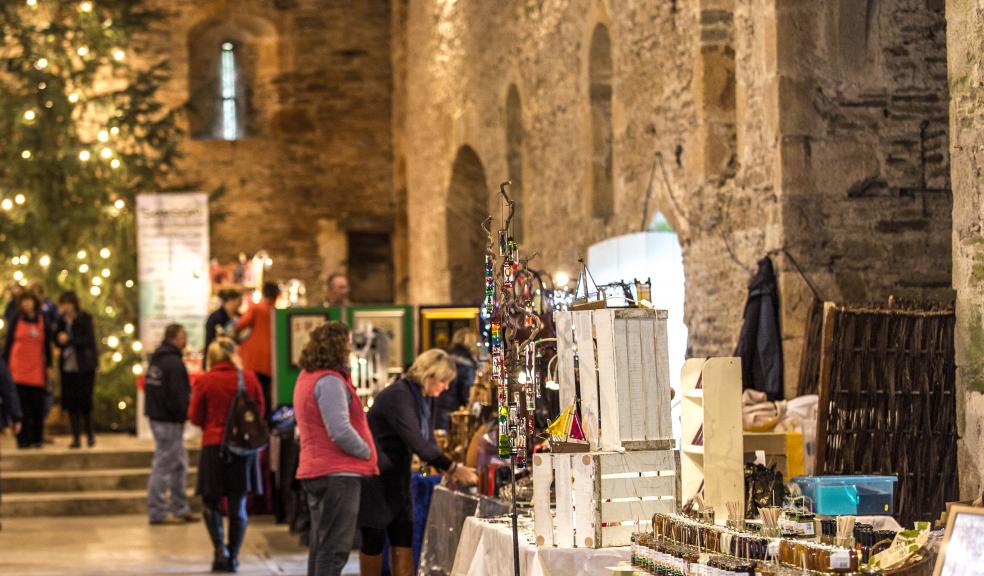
[15,385,45,448]
[303,475,362,576]
[257,372,272,416]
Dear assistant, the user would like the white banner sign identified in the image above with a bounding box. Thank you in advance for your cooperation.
[136,193,210,353]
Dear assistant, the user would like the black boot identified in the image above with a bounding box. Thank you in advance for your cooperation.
[202,506,229,572]
[226,497,248,573]
[69,412,81,449]
[83,412,95,447]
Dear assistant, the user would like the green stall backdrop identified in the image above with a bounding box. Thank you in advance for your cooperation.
[272,305,414,406]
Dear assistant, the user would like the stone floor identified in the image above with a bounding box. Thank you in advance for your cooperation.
[0,433,359,575]
[0,513,360,575]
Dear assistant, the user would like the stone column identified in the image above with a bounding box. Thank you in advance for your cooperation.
[947,0,984,500]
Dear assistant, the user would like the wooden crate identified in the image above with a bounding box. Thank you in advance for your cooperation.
[554,308,673,451]
[532,450,676,548]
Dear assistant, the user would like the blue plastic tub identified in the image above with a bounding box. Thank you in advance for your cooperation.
[792,475,898,516]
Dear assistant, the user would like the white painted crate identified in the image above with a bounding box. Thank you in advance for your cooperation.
[532,450,676,548]
[554,308,673,451]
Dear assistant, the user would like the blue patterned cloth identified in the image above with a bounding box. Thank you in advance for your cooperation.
[381,473,441,574]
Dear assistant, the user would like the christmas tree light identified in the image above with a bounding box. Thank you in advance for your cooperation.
[0,1,183,432]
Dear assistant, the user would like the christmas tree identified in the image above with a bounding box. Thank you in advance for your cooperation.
[0,0,181,431]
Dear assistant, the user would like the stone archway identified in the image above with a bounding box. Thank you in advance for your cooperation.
[446,146,490,305]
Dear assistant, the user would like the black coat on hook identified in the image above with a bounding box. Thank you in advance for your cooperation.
[734,257,784,401]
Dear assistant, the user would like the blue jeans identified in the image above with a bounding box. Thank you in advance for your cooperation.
[147,420,189,521]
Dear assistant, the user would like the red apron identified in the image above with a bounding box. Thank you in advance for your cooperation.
[10,318,46,387]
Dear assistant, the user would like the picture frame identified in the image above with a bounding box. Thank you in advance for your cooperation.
[288,312,331,368]
[933,504,984,576]
[351,307,410,373]
[418,306,480,351]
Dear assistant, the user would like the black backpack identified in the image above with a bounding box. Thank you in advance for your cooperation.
[222,370,269,457]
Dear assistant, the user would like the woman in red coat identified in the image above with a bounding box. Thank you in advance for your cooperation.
[3,292,52,449]
[188,337,265,573]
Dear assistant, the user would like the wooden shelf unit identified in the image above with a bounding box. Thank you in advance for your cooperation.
[680,357,745,525]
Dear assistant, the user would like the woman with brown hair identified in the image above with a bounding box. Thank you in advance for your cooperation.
[293,321,377,576]
[358,348,478,576]
[54,291,98,448]
[188,337,266,573]
[3,291,52,449]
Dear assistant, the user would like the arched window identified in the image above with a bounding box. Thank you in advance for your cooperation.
[505,85,524,241]
[220,42,239,140]
[589,24,614,220]
[187,14,278,140]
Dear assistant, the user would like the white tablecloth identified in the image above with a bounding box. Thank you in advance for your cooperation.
[451,516,630,576]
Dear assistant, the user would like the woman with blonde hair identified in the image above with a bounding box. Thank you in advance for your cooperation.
[188,337,266,573]
[358,348,478,576]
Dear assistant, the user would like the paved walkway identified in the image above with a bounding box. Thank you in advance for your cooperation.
[0,434,358,575]
[0,513,360,575]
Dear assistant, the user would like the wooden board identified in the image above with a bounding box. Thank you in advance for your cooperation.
[701,357,745,525]
[624,318,647,441]
[554,453,574,547]
[599,525,641,548]
[573,452,598,548]
[596,450,675,476]
[600,499,675,524]
[653,318,673,438]
[593,310,620,451]
[639,319,661,441]
[532,454,554,547]
[575,311,600,450]
[814,302,837,474]
[599,476,676,500]
[555,311,576,412]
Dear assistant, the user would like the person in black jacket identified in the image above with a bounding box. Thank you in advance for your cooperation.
[54,291,99,448]
[202,289,242,369]
[358,349,478,576]
[144,324,197,525]
[435,328,478,431]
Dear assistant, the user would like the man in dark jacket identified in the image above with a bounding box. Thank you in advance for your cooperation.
[145,324,197,525]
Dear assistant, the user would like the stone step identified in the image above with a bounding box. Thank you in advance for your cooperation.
[1,489,202,518]
[2,468,198,493]
[1,447,201,472]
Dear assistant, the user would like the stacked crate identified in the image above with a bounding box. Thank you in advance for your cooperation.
[533,308,677,548]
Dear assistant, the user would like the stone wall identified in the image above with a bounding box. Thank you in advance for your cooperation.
[143,0,395,303]
[397,0,951,398]
[945,0,984,500]
[774,0,953,396]
[397,0,776,361]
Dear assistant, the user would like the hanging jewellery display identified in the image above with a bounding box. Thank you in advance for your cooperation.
[483,181,543,576]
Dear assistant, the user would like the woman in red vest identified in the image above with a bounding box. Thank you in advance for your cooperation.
[3,292,52,449]
[294,321,378,576]
[188,337,266,573]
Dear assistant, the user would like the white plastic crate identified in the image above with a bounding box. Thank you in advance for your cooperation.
[532,450,676,548]
[554,308,674,451]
